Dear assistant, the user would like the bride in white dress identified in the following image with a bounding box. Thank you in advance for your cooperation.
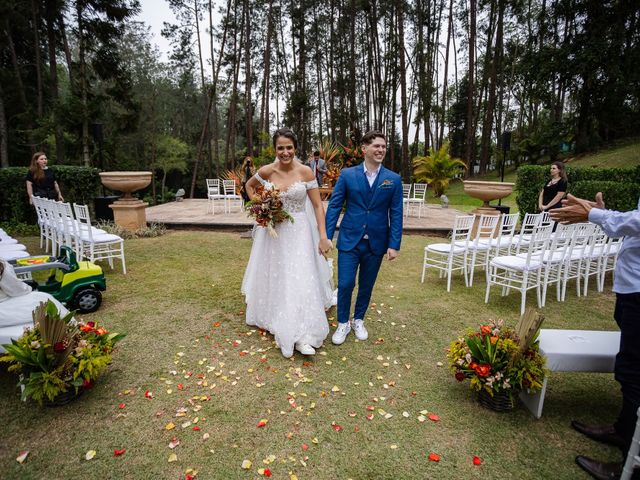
[241,128,334,358]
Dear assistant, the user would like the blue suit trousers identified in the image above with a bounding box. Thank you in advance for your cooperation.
[337,237,384,324]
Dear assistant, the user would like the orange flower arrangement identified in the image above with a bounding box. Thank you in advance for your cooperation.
[245,185,294,238]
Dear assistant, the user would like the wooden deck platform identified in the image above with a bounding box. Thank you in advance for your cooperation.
[145,199,463,235]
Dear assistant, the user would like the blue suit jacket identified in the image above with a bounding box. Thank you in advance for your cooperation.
[325,165,403,255]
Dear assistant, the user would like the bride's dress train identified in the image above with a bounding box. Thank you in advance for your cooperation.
[241,177,333,357]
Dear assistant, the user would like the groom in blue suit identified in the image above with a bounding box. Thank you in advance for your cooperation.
[325,131,403,345]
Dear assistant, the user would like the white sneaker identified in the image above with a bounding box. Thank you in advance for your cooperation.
[332,322,351,345]
[295,343,316,355]
[352,319,368,341]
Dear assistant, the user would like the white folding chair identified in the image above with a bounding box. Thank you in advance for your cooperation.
[222,179,242,214]
[621,406,640,480]
[466,214,500,287]
[206,179,223,214]
[73,203,127,274]
[31,196,49,250]
[511,212,544,254]
[536,223,575,307]
[579,225,608,296]
[598,235,623,292]
[481,213,520,263]
[421,214,475,292]
[405,183,428,218]
[486,223,553,315]
[402,183,412,217]
[559,222,597,301]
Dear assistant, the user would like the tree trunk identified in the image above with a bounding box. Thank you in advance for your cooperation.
[244,0,253,156]
[259,0,274,151]
[464,0,476,177]
[45,0,65,163]
[31,0,44,119]
[58,13,73,85]
[76,3,91,166]
[397,1,410,181]
[0,82,8,167]
[439,0,453,148]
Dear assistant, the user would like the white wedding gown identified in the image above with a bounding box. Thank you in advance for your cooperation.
[241,176,332,357]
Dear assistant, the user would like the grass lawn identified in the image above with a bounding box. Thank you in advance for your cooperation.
[0,231,621,480]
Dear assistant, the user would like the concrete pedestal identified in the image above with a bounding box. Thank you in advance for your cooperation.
[470,205,501,238]
[109,200,149,231]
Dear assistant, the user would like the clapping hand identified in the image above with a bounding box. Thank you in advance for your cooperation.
[549,192,605,225]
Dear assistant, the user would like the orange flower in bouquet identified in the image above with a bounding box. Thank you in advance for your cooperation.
[245,185,293,238]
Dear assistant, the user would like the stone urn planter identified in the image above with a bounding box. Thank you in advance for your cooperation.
[99,171,152,230]
[463,180,515,209]
[463,180,515,237]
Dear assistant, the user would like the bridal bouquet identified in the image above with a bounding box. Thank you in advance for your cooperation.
[245,185,293,238]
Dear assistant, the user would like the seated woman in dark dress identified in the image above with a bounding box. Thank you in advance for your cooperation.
[538,161,568,212]
[25,152,64,204]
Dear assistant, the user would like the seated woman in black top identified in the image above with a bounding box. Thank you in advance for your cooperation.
[538,161,567,212]
[25,152,64,204]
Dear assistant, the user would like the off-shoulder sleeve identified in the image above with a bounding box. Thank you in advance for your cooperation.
[305,179,319,190]
[255,172,267,185]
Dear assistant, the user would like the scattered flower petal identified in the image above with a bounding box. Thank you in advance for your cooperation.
[16,451,29,464]
[428,414,440,422]
[168,453,178,463]
[428,453,440,462]
[85,450,96,461]
[114,449,125,457]
[473,455,482,465]
[145,390,153,399]
[169,438,180,449]
[241,460,252,469]
[257,419,268,428]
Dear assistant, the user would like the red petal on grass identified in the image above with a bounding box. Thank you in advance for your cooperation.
[145,390,153,399]
[473,455,482,465]
[331,423,343,432]
[302,361,312,367]
[239,351,247,356]
[114,449,125,457]
[177,384,184,390]
[263,468,271,477]
[428,414,440,422]
[257,419,268,428]
[213,322,221,327]
[302,444,309,451]
[428,453,440,462]
[118,403,126,409]
[193,426,201,431]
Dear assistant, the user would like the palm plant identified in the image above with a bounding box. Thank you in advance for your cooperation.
[412,142,467,197]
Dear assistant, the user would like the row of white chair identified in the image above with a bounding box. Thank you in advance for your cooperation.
[32,196,126,274]
[402,183,428,218]
[206,179,243,214]
[421,212,622,314]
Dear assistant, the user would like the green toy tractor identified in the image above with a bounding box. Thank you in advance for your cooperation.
[12,246,106,313]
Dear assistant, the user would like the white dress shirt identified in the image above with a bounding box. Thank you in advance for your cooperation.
[363,163,381,188]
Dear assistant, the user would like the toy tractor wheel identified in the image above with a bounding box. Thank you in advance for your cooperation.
[73,288,102,313]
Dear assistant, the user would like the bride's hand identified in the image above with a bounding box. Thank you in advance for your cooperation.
[318,238,333,258]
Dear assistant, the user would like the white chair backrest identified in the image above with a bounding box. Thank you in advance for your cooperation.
[73,203,95,241]
[545,223,575,261]
[411,183,428,200]
[402,183,411,199]
[223,179,237,195]
[520,212,543,235]
[206,178,220,193]
[472,214,500,245]
[521,223,553,262]
[499,213,519,237]
[451,214,475,246]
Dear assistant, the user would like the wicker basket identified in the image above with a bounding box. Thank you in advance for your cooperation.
[477,389,515,412]
[44,387,83,407]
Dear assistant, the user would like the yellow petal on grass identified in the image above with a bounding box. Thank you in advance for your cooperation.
[165,422,176,430]
[331,385,340,392]
[85,450,96,461]
[390,444,398,449]
[168,453,178,463]
[311,437,319,444]
[290,474,299,480]
[263,454,276,464]
[241,459,252,469]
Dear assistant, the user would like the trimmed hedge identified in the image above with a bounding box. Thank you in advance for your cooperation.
[0,166,101,224]
[516,165,640,215]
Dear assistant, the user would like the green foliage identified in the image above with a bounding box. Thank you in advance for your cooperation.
[0,166,101,223]
[0,221,40,237]
[516,165,640,216]
[412,142,466,197]
[95,220,167,239]
[570,181,640,212]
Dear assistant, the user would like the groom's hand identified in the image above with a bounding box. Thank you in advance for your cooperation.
[386,248,398,261]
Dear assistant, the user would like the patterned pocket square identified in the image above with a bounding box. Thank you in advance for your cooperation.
[379,179,394,188]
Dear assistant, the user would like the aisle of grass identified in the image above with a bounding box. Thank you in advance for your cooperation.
[0,231,621,479]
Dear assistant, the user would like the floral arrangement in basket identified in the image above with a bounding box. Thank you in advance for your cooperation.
[0,301,126,405]
[245,184,293,238]
[447,319,546,400]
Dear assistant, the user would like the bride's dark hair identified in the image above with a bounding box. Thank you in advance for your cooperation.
[272,128,298,150]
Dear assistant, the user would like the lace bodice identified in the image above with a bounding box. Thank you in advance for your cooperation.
[255,174,317,214]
